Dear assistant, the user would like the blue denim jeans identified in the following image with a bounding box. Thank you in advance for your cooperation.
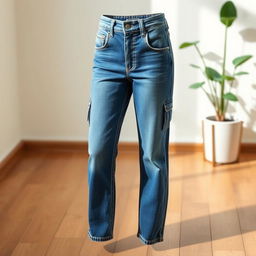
[87,13,174,245]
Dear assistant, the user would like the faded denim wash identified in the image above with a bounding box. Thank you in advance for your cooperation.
[87,12,174,245]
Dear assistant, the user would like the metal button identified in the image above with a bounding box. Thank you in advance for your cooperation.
[125,23,131,29]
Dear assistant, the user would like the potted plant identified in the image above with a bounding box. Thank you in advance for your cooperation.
[179,1,253,165]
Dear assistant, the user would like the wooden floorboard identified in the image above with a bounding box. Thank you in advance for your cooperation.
[0,150,255,256]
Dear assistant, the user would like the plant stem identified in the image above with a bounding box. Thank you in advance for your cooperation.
[223,66,236,112]
[210,80,220,110]
[221,26,228,117]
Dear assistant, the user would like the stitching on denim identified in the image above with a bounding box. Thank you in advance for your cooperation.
[160,172,169,237]
[159,126,170,237]
[137,232,163,244]
[107,13,161,20]
[128,34,136,72]
[88,230,113,241]
[148,102,169,235]
[158,117,169,236]
[134,101,167,239]
[99,23,167,35]
[101,13,163,21]
[145,31,170,51]
[108,91,130,236]
[134,105,143,237]
[95,31,110,50]
[123,26,129,77]
[144,23,168,33]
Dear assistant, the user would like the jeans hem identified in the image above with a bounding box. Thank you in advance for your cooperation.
[137,232,164,245]
[88,230,113,242]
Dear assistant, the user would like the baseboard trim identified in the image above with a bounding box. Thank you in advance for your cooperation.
[0,140,24,180]
[0,140,255,173]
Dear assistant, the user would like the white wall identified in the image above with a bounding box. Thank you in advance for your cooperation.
[1,0,256,161]
[0,0,21,162]
[171,0,256,142]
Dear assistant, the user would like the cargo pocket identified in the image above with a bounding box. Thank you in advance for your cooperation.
[162,101,173,130]
[87,99,91,125]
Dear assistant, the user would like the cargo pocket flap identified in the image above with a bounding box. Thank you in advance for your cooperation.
[162,101,173,130]
[164,101,173,112]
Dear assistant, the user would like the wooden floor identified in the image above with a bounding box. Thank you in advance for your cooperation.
[0,149,256,256]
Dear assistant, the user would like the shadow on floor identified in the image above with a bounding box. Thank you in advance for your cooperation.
[103,204,256,252]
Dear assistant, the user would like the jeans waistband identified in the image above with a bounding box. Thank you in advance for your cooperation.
[98,13,169,36]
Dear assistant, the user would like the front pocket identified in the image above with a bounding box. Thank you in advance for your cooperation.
[95,30,110,50]
[144,25,170,51]
[87,99,91,125]
[162,101,173,130]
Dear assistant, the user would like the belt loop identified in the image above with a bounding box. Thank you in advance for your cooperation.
[138,19,146,37]
[110,19,116,37]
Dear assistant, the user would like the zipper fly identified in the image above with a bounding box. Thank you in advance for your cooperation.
[124,32,137,76]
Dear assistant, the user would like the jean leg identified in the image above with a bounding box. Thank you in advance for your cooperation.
[87,78,132,241]
[132,78,172,244]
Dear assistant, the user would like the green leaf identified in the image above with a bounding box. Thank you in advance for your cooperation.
[222,75,235,81]
[234,71,249,76]
[179,41,200,49]
[232,55,253,68]
[220,1,237,27]
[190,64,201,69]
[205,67,222,82]
[223,92,238,101]
[189,81,205,89]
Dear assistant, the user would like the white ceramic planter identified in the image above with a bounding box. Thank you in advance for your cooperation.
[202,115,243,164]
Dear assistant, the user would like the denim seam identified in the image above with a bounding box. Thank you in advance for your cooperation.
[99,23,167,34]
[160,174,168,237]
[158,175,167,237]
[159,126,170,236]
[137,232,163,244]
[95,31,110,50]
[88,230,113,242]
[146,105,169,237]
[134,101,166,240]
[128,34,136,72]
[134,106,143,237]
[123,26,129,77]
[108,91,129,237]
[144,31,170,51]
